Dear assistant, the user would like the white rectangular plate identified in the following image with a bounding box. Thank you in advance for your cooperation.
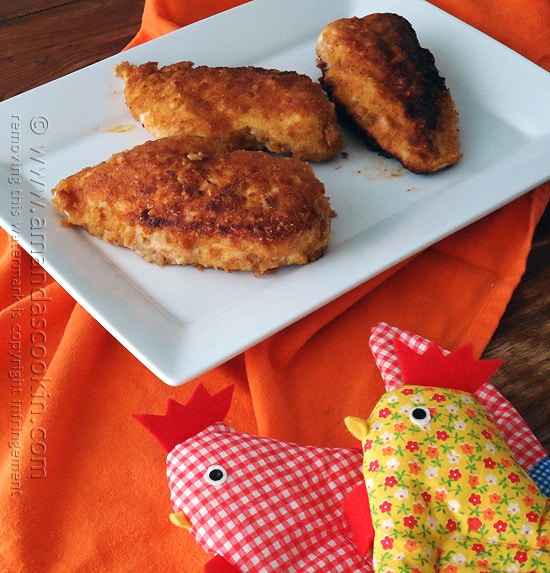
[1,0,549,385]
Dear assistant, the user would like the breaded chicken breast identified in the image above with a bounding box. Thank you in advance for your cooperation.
[51,135,335,276]
[115,61,344,162]
[316,13,462,174]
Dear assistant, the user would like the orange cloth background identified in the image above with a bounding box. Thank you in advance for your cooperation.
[1,0,549,571]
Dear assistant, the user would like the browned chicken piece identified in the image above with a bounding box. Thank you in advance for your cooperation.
[316,13,462,174]
[51,135,335,276]
[115,61,344,162]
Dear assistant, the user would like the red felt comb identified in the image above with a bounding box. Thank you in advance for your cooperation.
[394,339,502,393]
[133,384,234,453]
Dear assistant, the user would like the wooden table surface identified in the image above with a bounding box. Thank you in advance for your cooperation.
[2,1,549,452]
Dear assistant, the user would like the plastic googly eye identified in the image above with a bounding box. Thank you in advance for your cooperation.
[205,465,228,486]
[409,406,431,427]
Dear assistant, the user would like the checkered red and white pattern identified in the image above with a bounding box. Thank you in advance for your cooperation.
[369,322,435,392]
[167,423,372,572]
[476,381,547,470]
[369,322,547,474]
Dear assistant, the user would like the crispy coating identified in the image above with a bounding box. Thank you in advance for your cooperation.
[115,61,344,162]
[51,135,335,276]
[316,13,462,174]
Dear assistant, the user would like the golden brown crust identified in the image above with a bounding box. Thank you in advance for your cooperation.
[51,135,335,276]
[316,13,462,173]
[115,61,344,162]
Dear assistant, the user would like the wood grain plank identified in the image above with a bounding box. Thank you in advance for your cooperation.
[0,0,76,24]
[1,0,144,100]
[482,204,550,452]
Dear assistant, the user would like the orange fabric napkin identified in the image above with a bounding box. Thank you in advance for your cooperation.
[1,0,549,571]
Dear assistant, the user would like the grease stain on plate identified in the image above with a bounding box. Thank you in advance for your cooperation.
[106,124,136,133]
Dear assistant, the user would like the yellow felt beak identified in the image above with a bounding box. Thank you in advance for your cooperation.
[344,416,370,442]
[169,511,192,530]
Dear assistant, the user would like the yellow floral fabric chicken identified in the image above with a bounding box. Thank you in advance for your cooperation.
[346,340,550,572]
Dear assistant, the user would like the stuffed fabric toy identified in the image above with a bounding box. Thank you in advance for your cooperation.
[135,323,549,572]
[134,385,371,572]
[369,322,550,497]
[345,334,550,572]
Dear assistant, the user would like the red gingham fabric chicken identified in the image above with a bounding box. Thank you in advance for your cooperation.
[134,385,371,573]
[135,324,550,571]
